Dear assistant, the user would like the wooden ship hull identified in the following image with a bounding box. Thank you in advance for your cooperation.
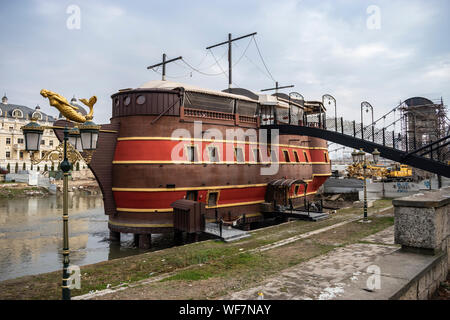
[82,81,331,244]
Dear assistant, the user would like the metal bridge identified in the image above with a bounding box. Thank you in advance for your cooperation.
[261,97,450,178]
[263,124,449,178]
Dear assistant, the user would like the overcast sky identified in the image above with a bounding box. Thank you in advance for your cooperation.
[1,0,449,124]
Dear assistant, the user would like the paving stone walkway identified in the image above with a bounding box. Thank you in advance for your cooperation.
[224,226,399,300]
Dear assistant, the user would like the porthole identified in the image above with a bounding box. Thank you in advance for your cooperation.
[136,95,146,105]
[124,96,131,106]
[115,98,120,106]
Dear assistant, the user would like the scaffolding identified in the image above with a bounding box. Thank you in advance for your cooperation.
[400,97,449,177]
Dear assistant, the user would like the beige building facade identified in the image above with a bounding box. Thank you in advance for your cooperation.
[0,94,77,172]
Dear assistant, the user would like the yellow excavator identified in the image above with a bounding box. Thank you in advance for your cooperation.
[386,164,413,180]
[347,163,413,181]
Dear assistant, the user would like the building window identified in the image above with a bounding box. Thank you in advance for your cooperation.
[19,151,23,159]
[186,145,198,163]
[208,146,220,163]
[6,138,11,145]
[32,112,42,120]
[252,148,261,163]
[12,109,23,118]
[283,150,291,163]
[17,138,24,144]
[49,140,53,146]
[234,147,245,163]
[6,151,10,158]
[303,151,309,163]
[9,127,13,132]
[41,139,45,145]
[293,150,300,162]
[207,191,219,207]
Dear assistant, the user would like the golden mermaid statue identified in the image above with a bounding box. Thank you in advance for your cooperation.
[40,89,96,123]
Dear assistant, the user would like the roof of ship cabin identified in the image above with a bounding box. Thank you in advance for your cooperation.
[138,80,258,103]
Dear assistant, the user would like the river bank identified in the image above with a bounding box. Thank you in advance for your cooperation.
[0,200,395,300]
[0,179,101,199]
[0,182,50,199]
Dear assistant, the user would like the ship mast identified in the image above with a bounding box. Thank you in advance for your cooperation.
[206,32,257,89]
[147,53,183,81]
[261,82,295,94]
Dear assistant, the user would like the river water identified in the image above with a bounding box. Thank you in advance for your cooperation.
[0,193,177,281]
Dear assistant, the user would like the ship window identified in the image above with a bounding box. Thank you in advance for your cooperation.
[283,150,291,163]
[252,148,261,163]
[115,98,120,106]
[207,191,219,207]
[234,147,244,163]
[124,96,131,106]
[186,145,199,163]
[208,146,220,163]
[324,151,328,163]
[186,190,198,201]
[185,92,234,113]
[136,95,146,105]
[236,100,258,116]
[293,150,300,162]
[294,185,300,195]
[303,151,309,163]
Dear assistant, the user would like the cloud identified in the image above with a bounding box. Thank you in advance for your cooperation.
[0,0,449,124]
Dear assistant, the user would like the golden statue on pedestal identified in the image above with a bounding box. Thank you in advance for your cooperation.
[40,89,97,123]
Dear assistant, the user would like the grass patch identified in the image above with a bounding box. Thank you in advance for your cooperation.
[163,269,214,282]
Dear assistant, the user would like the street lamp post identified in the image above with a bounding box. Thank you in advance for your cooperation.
[60,127,71,300]
[289,92,304,125]
[361,101,374,141]
[323,95,337,132]
[21,93,101,300]
[351,148,380,222]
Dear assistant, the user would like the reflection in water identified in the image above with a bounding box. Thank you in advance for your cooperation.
[0,193,177,281]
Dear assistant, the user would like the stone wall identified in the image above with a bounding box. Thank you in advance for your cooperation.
[393,187,450,299]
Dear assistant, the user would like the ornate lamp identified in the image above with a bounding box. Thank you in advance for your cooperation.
[79,120,101,151]
[351,150,359,163]
[68,126,83,152]
[358,149,365,162]
[21,118,45,152]
[372,148,380,164]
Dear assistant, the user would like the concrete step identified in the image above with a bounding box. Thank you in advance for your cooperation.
[204,222,251,242]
